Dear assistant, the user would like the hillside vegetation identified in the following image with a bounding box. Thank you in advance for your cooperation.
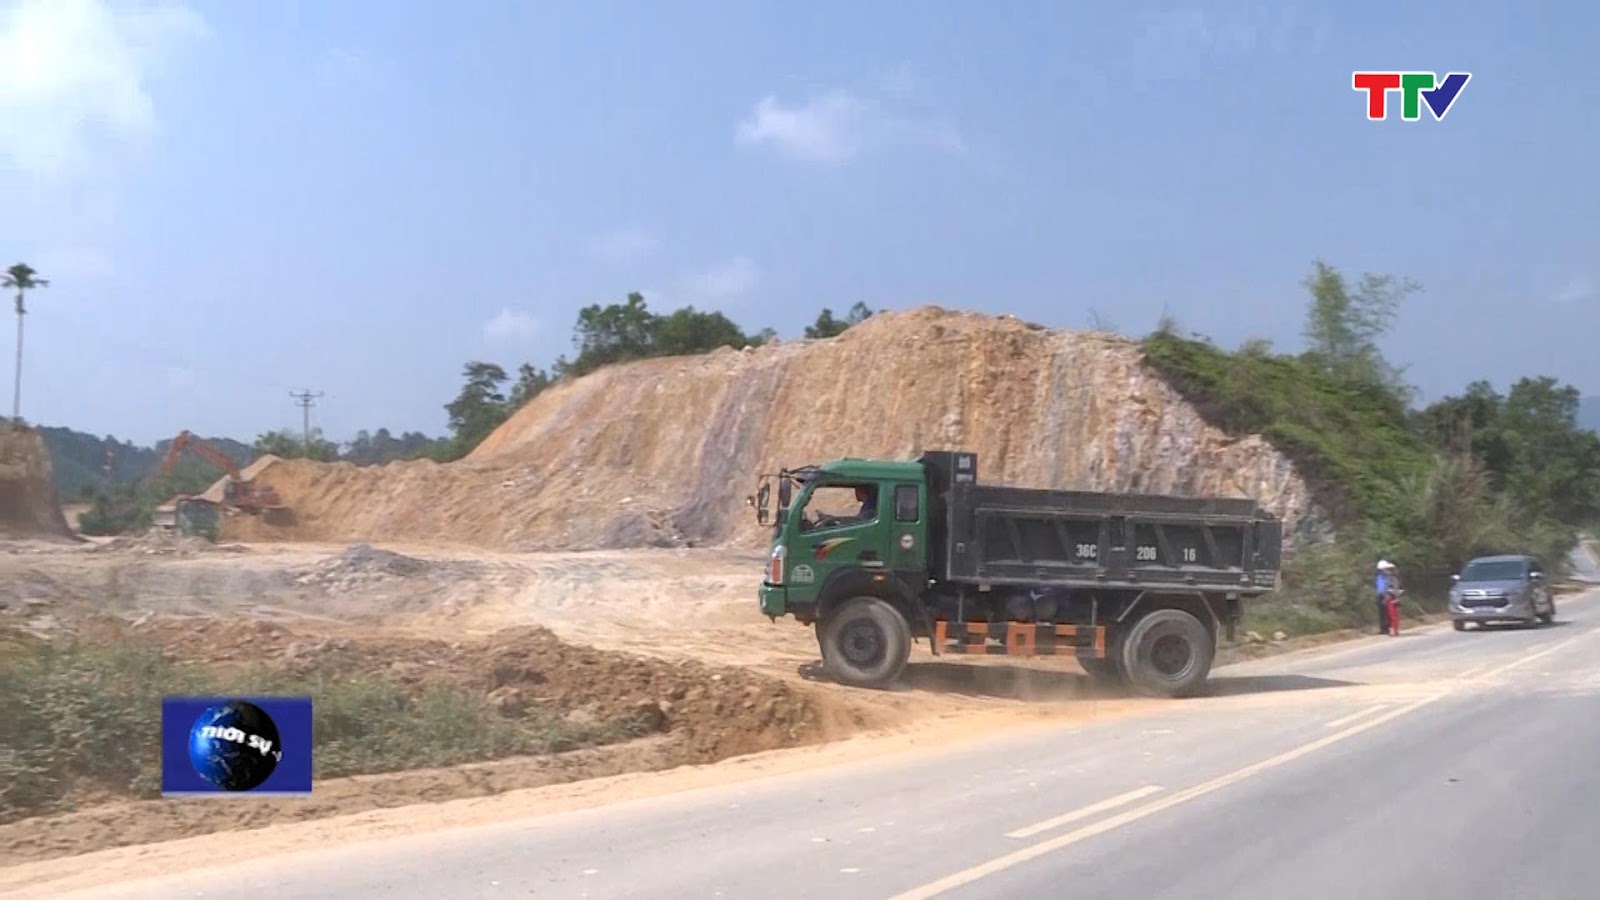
[1144,261,1600,633]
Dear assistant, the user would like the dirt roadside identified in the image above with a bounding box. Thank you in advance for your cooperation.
[5,534,1587,885]
[0,535,1153,870]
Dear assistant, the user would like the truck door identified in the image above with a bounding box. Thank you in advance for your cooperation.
[788,481,888,593]
[890,482,927,576]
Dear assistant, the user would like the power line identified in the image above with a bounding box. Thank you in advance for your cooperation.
[289,389,324,455]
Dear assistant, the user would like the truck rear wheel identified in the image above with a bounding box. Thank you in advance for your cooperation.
[1118,608,1214,698]
[818,597,911,689]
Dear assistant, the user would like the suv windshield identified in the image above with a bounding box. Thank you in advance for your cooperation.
[1460,560,1526,582]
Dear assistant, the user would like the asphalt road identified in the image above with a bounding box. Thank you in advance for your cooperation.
[72,585,1600,900]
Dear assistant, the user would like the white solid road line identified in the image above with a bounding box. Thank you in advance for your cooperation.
[888,691,1450,900]
[1004,785,1164,840]
[1323,704,1389,729]
[891,622,1600,900]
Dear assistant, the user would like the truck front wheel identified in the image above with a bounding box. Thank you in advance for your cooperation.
[818,597,911,689]
[1119,608,1214,698]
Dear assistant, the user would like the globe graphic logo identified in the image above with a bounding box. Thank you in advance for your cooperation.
[188,700,283,791]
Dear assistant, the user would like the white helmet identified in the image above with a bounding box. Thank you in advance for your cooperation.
[1377,560,1395,570]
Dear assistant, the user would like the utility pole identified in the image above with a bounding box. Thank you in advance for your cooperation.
[289,389,324,457]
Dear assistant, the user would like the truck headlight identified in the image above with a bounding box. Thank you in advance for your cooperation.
[768,545,785,585]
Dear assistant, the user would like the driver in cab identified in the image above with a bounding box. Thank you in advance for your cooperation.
[801,485,877,531]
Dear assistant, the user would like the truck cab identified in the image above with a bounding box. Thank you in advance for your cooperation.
[757,457,928,625]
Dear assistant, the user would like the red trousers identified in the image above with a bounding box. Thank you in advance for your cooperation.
[1384,595,1401,635]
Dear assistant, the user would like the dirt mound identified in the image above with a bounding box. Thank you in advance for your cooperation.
[222,307,1319,550]
[198,453,283,505]
[129,616,846,760]
[0,426,77,542]
[1,613,883,864]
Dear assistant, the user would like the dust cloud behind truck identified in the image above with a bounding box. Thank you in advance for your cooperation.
[752,450,1284,697]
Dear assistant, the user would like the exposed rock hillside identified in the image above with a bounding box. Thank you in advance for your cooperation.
[222,307,1322,550]
[0,426,78,541]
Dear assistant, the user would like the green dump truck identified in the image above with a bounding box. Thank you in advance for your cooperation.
[751,450,1284,697]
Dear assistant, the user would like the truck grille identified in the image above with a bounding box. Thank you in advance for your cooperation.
[1461,591,1507,608]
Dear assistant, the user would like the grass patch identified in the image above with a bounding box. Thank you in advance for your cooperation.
[1141,330,1585,630]
[0,628,648,825]
[1141,330,1434,526]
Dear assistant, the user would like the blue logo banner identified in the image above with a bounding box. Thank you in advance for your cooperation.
[161,695,313,796]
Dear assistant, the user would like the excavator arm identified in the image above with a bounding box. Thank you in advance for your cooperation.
[158,430,284,514]
[161,430,242,480]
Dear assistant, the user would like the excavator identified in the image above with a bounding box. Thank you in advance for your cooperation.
[159,430,285,514]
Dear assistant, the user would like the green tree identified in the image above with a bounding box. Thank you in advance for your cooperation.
[1416,377,1600,528]
[1414,380,1514,488]
[555,292,768,379]
[253,428,338,461]
[4,262,49,424]
[563,292,658,377]
[1499,377,1600,526]
[653,306,751,356]
[804,302,874,339]
[507,363,554,409]
[1299,260,1417,399]
[445,361,512,454]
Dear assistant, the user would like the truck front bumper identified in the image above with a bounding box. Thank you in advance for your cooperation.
[759,583,787,618]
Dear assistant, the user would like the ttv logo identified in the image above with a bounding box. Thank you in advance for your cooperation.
[1352,72,1471,121]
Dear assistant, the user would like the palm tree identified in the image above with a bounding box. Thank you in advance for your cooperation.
[3,263,49,426]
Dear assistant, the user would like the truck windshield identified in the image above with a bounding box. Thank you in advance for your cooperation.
[1460,560,1526,582]
[795,482,878,532]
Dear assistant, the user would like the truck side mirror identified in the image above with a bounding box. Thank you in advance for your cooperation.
[1450,573,1460,581]
[1530,571,1543,580]
[753,482,772,526]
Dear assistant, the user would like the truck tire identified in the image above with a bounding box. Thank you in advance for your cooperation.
[1118,608,1214,698]
[818,597,912,689]
[1079,630,1128,687]
[1079,656,1127,686]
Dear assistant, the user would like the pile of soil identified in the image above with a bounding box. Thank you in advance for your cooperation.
[218,307,1320,551]
[0,615,886,864]
[127,616,850,761]
[0,426,77,542]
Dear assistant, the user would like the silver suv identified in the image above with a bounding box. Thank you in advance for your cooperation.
[1449,554,1556,631]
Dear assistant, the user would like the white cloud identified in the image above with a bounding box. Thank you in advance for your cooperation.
[318,47,376,85]
[736,91,869,165]
[735,70,964,165]
[483,308,539,341]
[0,0,207,179]
[589,227,661,266]
[1553,276,1596,305]
[683,258,760,300]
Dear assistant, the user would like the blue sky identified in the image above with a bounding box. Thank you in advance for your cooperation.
[3,0,1596,446]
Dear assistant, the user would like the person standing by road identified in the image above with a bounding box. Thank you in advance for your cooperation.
[1376,557,1401,634]
[1375,560,1399,635]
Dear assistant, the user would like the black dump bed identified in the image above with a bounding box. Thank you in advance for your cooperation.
[920,450,1283,595]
